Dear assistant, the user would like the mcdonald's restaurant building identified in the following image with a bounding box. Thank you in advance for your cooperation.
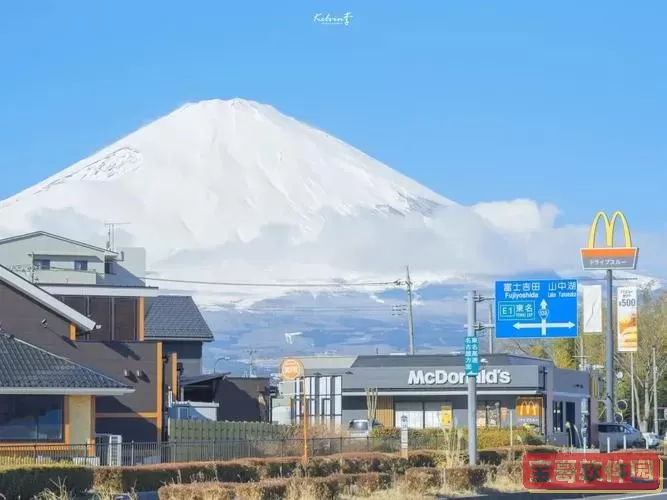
[276,353,592,446]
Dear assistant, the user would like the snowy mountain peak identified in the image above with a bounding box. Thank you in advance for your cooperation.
[0,98,455,278]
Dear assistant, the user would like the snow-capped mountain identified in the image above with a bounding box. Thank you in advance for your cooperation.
[1,98,662,369]
[0,98,645,305]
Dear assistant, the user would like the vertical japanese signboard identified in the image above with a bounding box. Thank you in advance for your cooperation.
[617,286,638,352]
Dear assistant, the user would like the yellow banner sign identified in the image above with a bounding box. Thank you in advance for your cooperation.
[617,286,638,352]
[580,211,638,271]
[440,405,453,428]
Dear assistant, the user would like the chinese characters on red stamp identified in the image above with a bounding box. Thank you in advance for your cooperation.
[522,453,662,492]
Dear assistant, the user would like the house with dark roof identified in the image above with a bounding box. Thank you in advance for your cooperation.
[0,231,215,443]
[0,333,131,446]
[0,261,169,443]
[144,295,214,377]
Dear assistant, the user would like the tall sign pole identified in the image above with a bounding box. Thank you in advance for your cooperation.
[464,291,490,465]
[466,291,477,465]
[580,211,638,423]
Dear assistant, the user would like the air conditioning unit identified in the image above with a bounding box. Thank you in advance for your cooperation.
[176,406,191,420]
[95,433,122,466]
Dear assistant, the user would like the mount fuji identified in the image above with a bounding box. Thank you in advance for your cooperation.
[0,98,654,370]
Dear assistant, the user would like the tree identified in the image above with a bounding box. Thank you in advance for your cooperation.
[613,283,667,431]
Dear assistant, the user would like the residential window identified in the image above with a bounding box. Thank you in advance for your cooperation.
[74,260,88,271]
[33,259,51,270]
[0,395,64,441]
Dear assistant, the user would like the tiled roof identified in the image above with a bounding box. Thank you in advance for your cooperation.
[144,295,214,341]
[0,333,132,393]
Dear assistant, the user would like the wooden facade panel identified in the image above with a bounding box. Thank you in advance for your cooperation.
[376,396,394,428]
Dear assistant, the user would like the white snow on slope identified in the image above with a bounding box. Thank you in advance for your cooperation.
[0,98,663,302]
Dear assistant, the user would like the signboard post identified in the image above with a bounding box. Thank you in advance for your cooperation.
[280,359,308,463]
[494,279,578,339]
[400,415,408,458]
[464,337,480,376]
[580,211,638,423]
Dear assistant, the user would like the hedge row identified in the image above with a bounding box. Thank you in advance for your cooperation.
[157,465,499,499]
[370,426,545,448]
[0,447,560,497]
[157,472,392,500]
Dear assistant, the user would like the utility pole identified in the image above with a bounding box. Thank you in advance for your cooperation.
[406,266,415,355]
[653,347,658,434]
[247,349,258,378]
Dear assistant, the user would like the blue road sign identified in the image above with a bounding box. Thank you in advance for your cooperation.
[464,336,480,376]
[494,279,578,339]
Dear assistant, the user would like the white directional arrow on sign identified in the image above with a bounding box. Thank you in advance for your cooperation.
[513,320,575,336]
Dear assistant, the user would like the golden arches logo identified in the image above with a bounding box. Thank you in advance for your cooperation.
[517,398,541,417]
[586,210,632,249]
[580,211,638,270]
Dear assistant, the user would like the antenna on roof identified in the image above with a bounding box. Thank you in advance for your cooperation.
[247,349,258,378]
[104,222,129,251]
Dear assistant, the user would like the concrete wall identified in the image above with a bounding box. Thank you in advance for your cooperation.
[0,234,147,287]
[97,247,146,287]
[163,341,203,377]
[0,234,107,285]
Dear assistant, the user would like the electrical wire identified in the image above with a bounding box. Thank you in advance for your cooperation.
[142,276,403,288]
[10,264,404,289]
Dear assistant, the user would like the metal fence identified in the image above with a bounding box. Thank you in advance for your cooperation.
[0,438,663,468]
[0,437,402,467]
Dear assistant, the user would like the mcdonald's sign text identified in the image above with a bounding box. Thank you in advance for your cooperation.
[580,211,638,271]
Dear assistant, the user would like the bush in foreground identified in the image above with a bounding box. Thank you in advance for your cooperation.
[157,473,391,500]
[0,464,93,499]
[93,460,258,492]
[404,467,442,493]
[443,465,490,492]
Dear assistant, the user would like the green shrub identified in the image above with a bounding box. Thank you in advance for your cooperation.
[0,464,93,499]
[443,465,490,492]
[369,426,544,450]
[404,467,442,493]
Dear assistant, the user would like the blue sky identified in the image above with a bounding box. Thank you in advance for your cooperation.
[0,1,664,231]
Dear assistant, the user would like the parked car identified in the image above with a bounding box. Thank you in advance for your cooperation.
[595,423,646,450]
[642,431,660,448]
[348,419,382,438]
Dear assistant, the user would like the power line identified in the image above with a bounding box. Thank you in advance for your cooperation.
[142,276,402,288]
[9,263,405,290]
